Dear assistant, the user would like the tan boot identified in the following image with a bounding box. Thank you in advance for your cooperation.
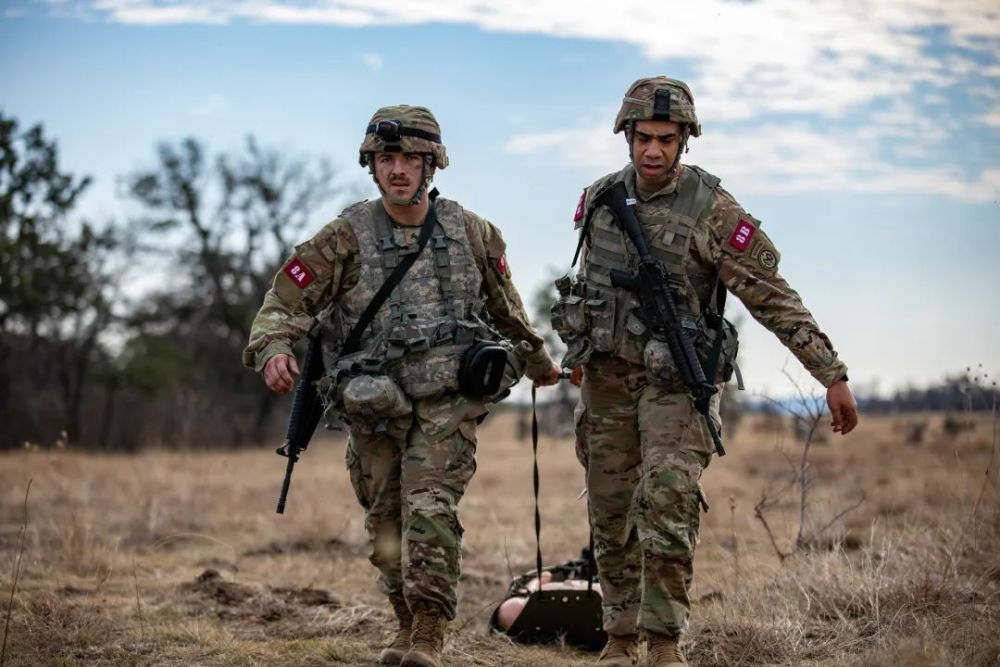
[377,596,413,665]
[597,633,639,666]
[400,604,448,667]
[646,631,687,667]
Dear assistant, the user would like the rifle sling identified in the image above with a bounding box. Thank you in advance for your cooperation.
[701,280,728,387]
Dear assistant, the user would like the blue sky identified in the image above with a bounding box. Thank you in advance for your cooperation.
[2,0,998,396]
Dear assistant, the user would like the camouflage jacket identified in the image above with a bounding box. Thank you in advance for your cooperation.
[243,200,553,379]
[576,164,848,388]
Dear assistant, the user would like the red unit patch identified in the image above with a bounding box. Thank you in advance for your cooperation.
[728,219,756,252]
[283,257,315,288]
[573,190,586,223]
[496,253,509,277]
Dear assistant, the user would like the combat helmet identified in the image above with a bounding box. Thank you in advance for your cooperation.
[613,76,701,138]
[359,105,449,169]
[359,105,448,206]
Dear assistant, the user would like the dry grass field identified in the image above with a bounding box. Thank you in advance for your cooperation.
[1,407,997,667]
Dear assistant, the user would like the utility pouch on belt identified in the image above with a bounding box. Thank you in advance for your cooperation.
[342,374,412,419]
[459,341,510,397]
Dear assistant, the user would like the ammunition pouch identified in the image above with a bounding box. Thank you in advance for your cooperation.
[642,315,739,390]
[342,374,412,420]
[550,274,614,369]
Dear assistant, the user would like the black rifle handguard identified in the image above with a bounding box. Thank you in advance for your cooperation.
[276,329,325,513]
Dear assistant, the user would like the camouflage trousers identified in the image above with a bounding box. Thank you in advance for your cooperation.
[576,354,720,638]
[345,393,485,621]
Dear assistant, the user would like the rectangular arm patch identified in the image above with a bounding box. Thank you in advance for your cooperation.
[283,257,315,288]
[728,219,756,252]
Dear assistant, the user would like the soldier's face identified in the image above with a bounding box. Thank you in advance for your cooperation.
[374,151,426,202]
[631,120,682,189]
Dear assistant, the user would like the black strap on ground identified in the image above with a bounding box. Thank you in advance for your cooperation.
[531,385,544,578]
[341,190,439,356]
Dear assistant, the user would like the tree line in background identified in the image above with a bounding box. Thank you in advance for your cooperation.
[1,112,996,451]
[1,111,349,450]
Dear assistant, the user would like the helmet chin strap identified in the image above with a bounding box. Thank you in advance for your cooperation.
[368,154,434,206]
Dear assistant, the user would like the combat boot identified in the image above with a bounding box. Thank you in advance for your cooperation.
[596,633,639,666]
[646,631,687,667]
[377,596,413,665]
[400,603,448,667]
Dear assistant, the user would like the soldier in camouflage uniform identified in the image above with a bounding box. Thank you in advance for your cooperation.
[551,78,859,667]
[244,105,560,667]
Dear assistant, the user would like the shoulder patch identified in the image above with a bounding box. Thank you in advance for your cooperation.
[728,219,757,252]
[495,253,509,278]
[574,190,586,223]
[283,257,315,288]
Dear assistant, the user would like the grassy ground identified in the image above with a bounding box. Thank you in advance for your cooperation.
[1,408,997,666]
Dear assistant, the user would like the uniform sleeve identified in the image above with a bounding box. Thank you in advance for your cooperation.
[242,219,360,372]
[464,210,555,379]
[696,190,849,388]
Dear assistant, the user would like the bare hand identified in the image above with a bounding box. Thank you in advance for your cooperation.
[569,366,583,387]
[827,380,858,434]
[533,362,562,387]
[263,353,300,394]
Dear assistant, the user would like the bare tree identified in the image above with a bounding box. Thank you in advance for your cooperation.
[120,136,349,445]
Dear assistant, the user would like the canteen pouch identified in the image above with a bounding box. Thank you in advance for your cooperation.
[341,374,413,419]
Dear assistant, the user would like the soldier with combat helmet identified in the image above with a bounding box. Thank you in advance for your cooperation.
[551,77,858,666]
[244,105,560,667]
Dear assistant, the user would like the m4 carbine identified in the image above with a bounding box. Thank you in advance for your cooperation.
[275,327,325,514]
[593,181,726,456]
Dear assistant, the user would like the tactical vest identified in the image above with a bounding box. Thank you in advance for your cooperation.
[554,164,738,385]
[320,198,494,400]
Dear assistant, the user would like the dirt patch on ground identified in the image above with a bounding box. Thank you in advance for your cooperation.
[242,536,365,558]
[179,568,341,623]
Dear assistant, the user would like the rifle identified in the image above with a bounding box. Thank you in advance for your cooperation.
[275,326,326,514]
[592,181,726,456]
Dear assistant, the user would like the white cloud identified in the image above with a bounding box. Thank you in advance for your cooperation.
[4,7,27,17]
[976,112,1000,127]
[506,122,1000,203]
[48,0,999,203]
[188,94,230,118]
[53,1,1000,120]
[361,52,383,72]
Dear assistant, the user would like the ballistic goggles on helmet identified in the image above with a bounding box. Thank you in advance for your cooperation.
[365,120,442,151]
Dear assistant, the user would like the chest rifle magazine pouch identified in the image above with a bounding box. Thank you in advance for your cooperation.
[458,341,509,397]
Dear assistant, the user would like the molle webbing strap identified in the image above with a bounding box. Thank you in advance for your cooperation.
[341,194,439,357]
[373,205,403,320]
[432,230,454,311]
[571,182,614,268]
